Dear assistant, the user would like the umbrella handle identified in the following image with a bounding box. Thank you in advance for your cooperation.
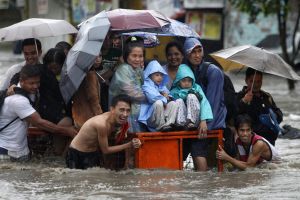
[34,39,39,59]
[246,70,257,105]
[95,71,106,83]
[250,70,257,93]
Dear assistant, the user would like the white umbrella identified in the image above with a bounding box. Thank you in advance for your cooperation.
[210,45,300,81]
[0,18,78,42]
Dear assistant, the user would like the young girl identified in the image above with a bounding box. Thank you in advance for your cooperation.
[139,60,178,131]
[170,64,213,130]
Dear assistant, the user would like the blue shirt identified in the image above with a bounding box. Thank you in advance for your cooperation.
[194,62,227,130]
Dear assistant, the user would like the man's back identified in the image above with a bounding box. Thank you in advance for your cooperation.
[196,62,227,130]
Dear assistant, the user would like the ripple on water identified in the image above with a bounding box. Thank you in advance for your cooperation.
[0,64,300,199]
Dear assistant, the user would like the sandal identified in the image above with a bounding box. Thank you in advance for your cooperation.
[186,123,197,131]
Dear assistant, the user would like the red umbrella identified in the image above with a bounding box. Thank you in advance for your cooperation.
[106,9,170,31]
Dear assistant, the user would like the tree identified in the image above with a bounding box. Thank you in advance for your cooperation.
[229,0,300,90]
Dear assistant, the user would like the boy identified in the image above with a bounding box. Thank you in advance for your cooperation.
[216,114,280,170]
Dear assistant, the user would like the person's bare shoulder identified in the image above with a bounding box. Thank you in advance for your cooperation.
[82,113,110,133]
[252,140,266,154]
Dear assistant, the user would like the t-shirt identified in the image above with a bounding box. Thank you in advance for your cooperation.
[0,94,35,158]
[0,61,26,90]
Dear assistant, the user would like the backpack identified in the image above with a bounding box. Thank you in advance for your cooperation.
[198,62,237,122]
[0,88,32,132]
[198,62,237,157]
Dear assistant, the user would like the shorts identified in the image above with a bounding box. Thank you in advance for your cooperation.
[66,147,103,170]
[0,147,30,162]
[0,147,10,161]
[183,138,208,160]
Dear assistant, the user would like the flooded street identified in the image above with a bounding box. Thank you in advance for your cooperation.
[1,56,300,199]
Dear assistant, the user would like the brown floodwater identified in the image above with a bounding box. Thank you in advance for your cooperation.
[1,58,300,199]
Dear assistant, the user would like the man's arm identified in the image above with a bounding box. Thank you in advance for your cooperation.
[216,142,265,170]
[85,71,103,115]
[97,129,141,154]
[25,112,77,137]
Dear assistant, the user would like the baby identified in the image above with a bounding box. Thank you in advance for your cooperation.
[170,64,213,131]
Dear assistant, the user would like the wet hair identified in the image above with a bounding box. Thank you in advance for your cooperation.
[165,41,184,57]
[111,94,132,108]
[19,64,41,80]
[245,68,263,79]
[55,41,72,52]
[110,32,121,39]
[234,114,252,129]
[123,36,145,63]
[43,48,66,66]
[22,38,42,50]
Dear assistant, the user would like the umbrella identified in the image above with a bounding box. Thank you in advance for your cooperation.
[59,11,110,103]
[122,18,200,38]
[106,9,170,31]
[210,45,300,81]
[161,18,200,38]
[0,18,78,41]
[121,32,160,48]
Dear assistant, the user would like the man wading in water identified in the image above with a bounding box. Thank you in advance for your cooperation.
[66,94,142,170]
[216,114,280,170]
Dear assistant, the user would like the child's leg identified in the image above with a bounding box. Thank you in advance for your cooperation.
[175,99,187,126]
[186,94,200,125]
[147,100,165,130]
[163,101,178,127]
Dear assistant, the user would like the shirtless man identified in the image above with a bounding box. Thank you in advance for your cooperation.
[66,94,142,170]
[216,114,280,170]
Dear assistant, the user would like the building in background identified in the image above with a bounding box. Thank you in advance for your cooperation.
[0,0,118,53]
[0,0,298,61]
[183,0,224,60]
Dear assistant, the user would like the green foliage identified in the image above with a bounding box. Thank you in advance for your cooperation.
[229,0,299,90]
[229,0,289,22]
